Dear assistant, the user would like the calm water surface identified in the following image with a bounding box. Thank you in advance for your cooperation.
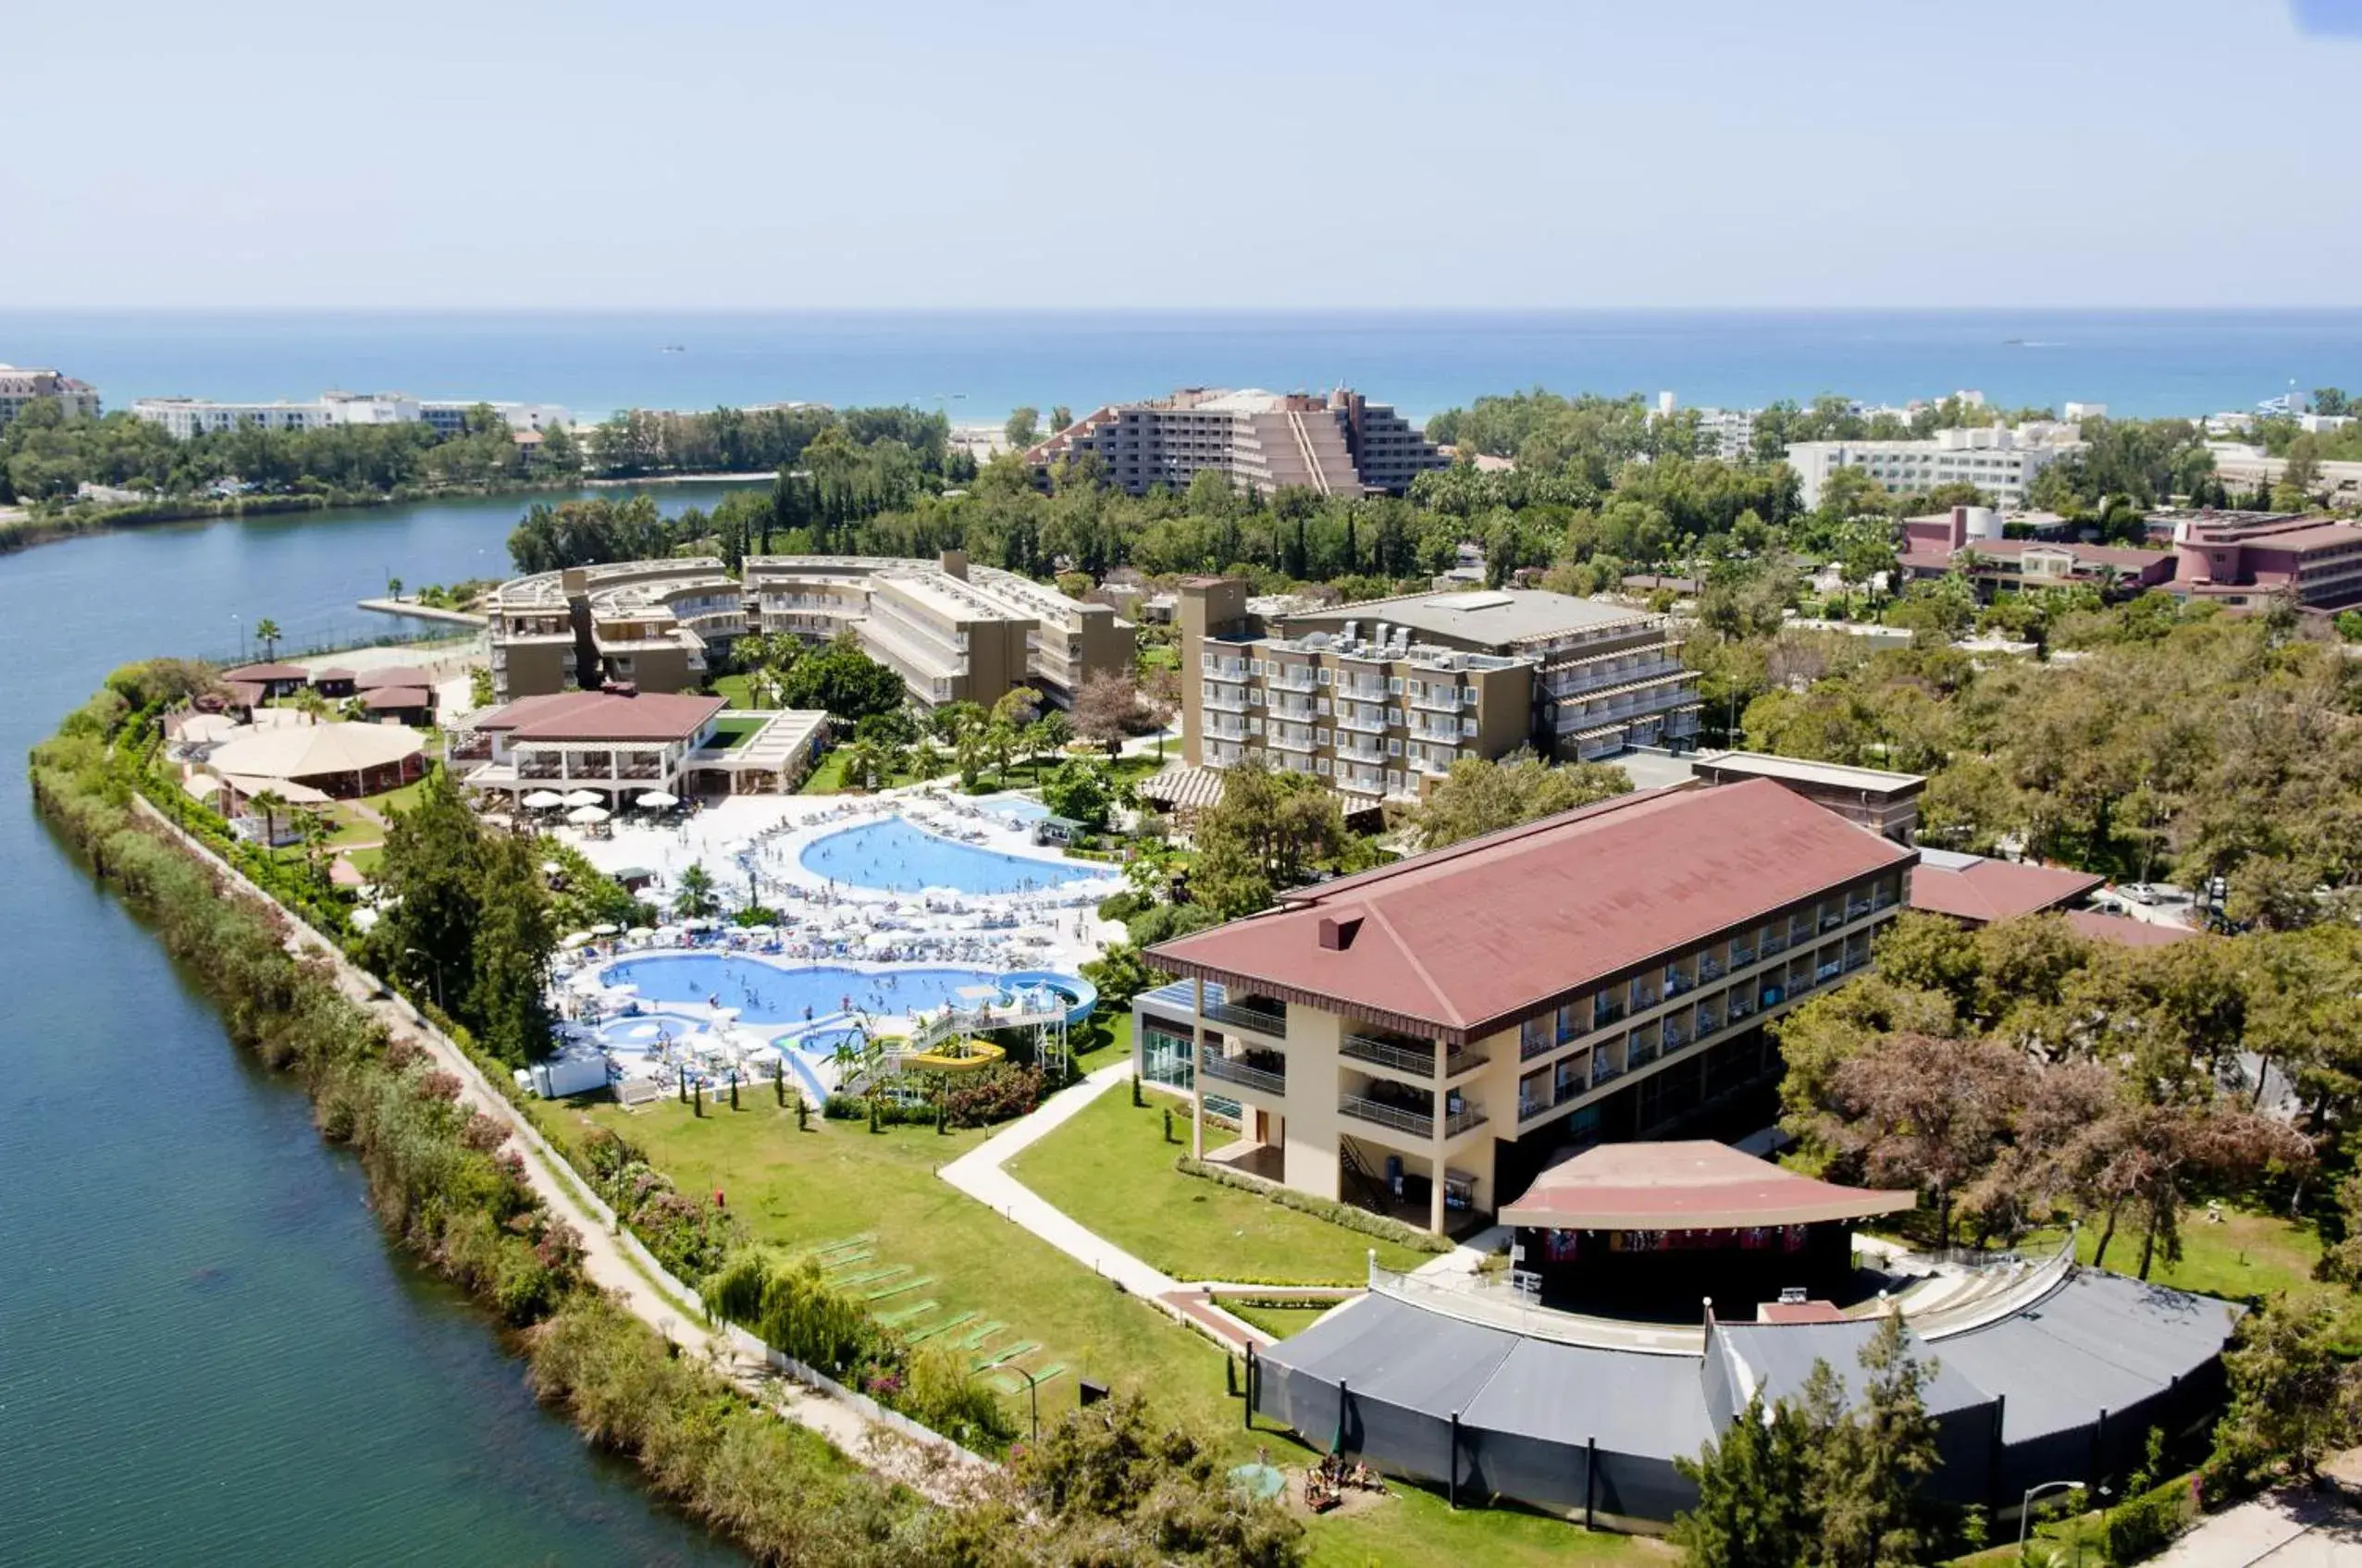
[0,488,757,1566]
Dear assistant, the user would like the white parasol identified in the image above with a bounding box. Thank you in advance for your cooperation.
[566,804,611,825]
[522,791,566,810]
[561,789,604,809]
[561,931,594,949]
[589,922,620,936]
[636,791,678,809]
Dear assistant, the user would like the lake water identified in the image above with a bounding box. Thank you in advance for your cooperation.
[6,308,2359,423]
[0,487,758,1566]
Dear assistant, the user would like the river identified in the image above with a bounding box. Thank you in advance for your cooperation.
[0,486,760,1565]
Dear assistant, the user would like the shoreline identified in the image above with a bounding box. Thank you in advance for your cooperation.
[0,471,774,562]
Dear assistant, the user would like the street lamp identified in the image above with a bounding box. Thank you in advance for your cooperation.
[2018,1477,2084,1558]
[1009,1363,1045,1445]
[403,946,445,1012]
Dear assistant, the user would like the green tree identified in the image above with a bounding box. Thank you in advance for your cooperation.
[1411,750,1631,848]
[1806,1314,1940,1568]
[1673,1392,1816,1568]
[781,633,906,721]
[1004,406,1040,450]
[672,861,721,920]
[1189,762,1362,920]
[253,618,283,659]
[1040,758,1116,829]
[2207,1292,2362,1488]
[467,833,559,1065]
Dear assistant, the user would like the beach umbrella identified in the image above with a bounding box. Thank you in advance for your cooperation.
[522,791,566,810]
[562,931,593,949]
[561,789,604,809]
[637,791,678,809]
[626,925,656,938]
[350,907,380,932]
[566,804,611,825]
[589,922,620,936]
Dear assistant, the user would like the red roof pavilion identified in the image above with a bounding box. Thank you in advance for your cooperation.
[1498,1141,1915,1232]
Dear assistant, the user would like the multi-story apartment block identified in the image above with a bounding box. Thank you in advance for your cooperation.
[492,551,1134,711]
[1137,781,1915,1232]
[418,400,573,437]
[0,364,101,427]
[2168,512,2362,610]
[1025,387,1446,498]
[1785,425,2084,510]
[1653,391,1756,460]
[487,559,745,702]
[1179,582,1698,801]
[742,551,1133,710]
[131,390,569,440]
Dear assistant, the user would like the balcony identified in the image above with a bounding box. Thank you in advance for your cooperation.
[1847,897,1874,922]
[1517,1094,1550,1123]
[1444,1105,1490,1138]
[1339,1093,1433,1140]
[1202,687,1252,714]
[1201,1053,1285,1095]
[1338,740,1388,764]
[1342,1032,1487,1080]
[1335,710,1387,735]
[1204,996,1287,1037]
[1410,687,1465,713]
[1592,999,1626,1030]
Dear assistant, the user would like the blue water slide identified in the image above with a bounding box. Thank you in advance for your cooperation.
[999,969,1098,1028]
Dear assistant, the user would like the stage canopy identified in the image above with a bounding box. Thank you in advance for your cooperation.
[207,722,424,784]
[1498,1141,1915,1231]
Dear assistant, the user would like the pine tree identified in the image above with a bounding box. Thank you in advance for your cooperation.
[1809,1315,1940,1568]
[1672,1392,1815,1568]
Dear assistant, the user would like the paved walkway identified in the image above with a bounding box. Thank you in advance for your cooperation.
[936,1061,1272,1350]
[133,796,981,1504]
[2147,1486,2362,1567]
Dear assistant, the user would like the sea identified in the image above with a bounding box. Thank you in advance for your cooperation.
[5,308,2359,425]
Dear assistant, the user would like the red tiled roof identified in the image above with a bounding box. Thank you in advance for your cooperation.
[2063,910,2198,948]
[221,661,309,682]
[353,665,433,690]
[223,680,266,708]
[361,685,434,709]
[474,689,725,743]
[1498,1141,1914,1231]
[1906,858,2103,925]
[1146,781,1916,1043]
[311,667,356,681]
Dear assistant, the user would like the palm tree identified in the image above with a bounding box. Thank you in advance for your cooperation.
[296,809,333,887]
[672,860,721,920]
[954,727,989,789]
[984,720,1018,784]
[248,787,288,846]
[293,688,333,725]
[748,668,785,710]
[386,575,403,600]
[840,737,886,792]
[253,619,283,660]
[909,738,946,780]
[1028,712,1072,781]
[829,1034,866,1094]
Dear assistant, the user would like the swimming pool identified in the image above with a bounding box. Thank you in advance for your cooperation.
[982,796,1051,823]
[601,954,1011,1023]
[798,816,1104,895]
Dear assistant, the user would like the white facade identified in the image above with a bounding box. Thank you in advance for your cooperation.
[133,390,565,440]
[1784,426,2084,510]
[419,400,574,438]
[0,364,101,426]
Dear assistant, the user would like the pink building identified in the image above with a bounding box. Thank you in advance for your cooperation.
[1897,506,2176,601]
[2169,513,2362,611]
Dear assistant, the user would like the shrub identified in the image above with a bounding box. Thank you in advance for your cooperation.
[1176,1156,1453,1253]
[2105,1476,2195,1562]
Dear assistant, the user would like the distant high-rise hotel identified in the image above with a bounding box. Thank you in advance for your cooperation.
[0,364,101,427]
[1025,387,1447,498]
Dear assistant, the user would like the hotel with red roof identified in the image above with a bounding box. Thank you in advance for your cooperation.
[1141,779,1916,1232]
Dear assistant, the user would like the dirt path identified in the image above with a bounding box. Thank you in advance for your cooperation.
[134,796,984,1506]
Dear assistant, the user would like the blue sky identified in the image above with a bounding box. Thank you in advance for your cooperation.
[4,1,2354,309]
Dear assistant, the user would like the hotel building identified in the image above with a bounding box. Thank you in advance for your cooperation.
[487,559,747,703]
[2167,512,2362,611]
[741,551,1133,710]
[0,364,101,427]
[1137,780,1915,1233]
[131,390,570,439]
[1025,387,1447,499]
[1180,581,1698,803]
[489,551,1134,712]
[1785,426,2084,511]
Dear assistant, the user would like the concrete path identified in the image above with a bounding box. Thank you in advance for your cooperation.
[937,1061,1272,1350]
[2148,1486,2362,1568]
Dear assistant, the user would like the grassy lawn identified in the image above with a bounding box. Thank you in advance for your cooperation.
[707,715,765,750]
[534,1091,1662,1565]
[364,774,432,818]
[712,673,753,707]
[344,846,384,878]
[1223,1301,1336,1340]
[1004,1090,1429,1285]
[540,1096,1247,1442]
[1070,1012,1131,1076]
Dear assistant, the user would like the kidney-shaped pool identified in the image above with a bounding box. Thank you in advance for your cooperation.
[798,817,1106,895]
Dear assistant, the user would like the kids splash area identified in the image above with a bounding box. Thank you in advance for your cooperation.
[536,786,1118,1103]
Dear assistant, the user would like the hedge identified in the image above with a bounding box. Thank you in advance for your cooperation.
[2105,1475,2198,1563]
[1176,1157,1453,1254]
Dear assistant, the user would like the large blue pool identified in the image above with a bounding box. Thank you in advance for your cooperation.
[601,955,1010,1022]
[799,816,1103,895]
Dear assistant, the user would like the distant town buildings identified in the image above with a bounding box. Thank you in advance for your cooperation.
[488,551,1135,711]
[1784,425,2086,510]
[1652,391,1755,460]
[1024,387,1446,499]
[1178,581,1697,805]
[2203,441,2362,507]
[0,364,102,427]
[131,391,572,440]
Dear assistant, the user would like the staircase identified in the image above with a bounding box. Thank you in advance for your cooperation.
[1337,1135,1392,1214]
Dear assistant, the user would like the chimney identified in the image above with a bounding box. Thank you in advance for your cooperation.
[939,549,970,581]
[1317,914,1363,951]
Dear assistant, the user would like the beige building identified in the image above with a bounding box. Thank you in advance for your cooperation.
[1139,781,1915,1232]
[743,550,1133,710]
[1026,387,1446,499]
[487,559,746,702]
[0,364,101,427]
[1178,582,1698,805]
